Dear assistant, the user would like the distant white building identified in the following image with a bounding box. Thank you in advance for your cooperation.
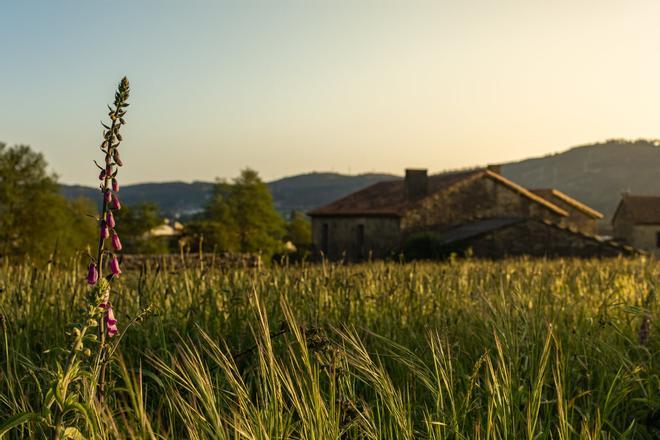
[148,219,184,237]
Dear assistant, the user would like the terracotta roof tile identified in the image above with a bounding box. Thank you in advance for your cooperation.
[436,218,524,245]
[438,218,639,254]
[308,169,569,217]
[307,170,481,216]
[613,195,660,225]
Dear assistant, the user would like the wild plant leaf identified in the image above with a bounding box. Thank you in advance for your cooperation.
[0,412,41,437]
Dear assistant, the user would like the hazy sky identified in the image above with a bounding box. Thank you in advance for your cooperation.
[2,1,660,185]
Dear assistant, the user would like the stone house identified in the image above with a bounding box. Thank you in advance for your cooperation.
[612,194,660,257]
[308,167,629,260]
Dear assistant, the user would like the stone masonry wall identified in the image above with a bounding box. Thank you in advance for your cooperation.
[311,216,400,260]
[627,224,660,257]
[401,176,565,237]
[612,204,638,249]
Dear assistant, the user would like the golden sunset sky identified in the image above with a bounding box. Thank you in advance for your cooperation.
[2,1,659,184]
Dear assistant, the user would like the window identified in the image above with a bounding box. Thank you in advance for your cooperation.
[321,224,329,254]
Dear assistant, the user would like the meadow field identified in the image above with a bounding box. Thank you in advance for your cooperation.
[0,257,658,439]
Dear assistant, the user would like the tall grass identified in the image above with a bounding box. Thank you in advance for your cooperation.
[0,256,658,438]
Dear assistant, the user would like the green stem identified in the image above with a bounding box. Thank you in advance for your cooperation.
[96,112,119,403]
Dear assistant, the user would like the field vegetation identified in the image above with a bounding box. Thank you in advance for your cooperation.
[0,257,658,438]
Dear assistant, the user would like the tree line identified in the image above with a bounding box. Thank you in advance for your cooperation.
[0,143,311,262]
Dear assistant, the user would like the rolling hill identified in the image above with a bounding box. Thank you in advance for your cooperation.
[268,172,398,214]
[61,181,215,218]
[501,139,660,218]
[61,173,397,219]
[61,139,660,220]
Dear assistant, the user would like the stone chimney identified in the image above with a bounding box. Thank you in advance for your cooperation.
[405,169,428,200]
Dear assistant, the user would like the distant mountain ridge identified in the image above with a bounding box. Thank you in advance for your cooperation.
[501,139,660,219]
[269,172,398,214]
[61,181,215,218]
[60,173,397,219]
[60,139,660,220]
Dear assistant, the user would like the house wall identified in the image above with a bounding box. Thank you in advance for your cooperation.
[401,176,565,236]
[612,201,660,256]
[613,210,633,242]
[310,216,400,260]
[620,224,660,257]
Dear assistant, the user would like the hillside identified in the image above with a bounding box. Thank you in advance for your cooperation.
[268,172,398,214]
[61,139,660,220]
[61,173,397,218]
[501,139,660,218]
[61,181,215,218]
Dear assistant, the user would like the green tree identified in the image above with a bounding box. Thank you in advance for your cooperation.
[51,197,99,259]
[199,168,284,257]
[200,179,240,250]
[115,202,169,254]
[285,211,312,250]
[0,143,96,260]
[228,169,284,254]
